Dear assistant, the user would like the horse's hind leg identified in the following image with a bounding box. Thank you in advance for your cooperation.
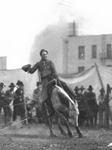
[75,114,83,138]
[56,112,73,138]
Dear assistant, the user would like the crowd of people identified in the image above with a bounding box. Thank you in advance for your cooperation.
[0,80,26,128]
[0,78,111,129]
[73,84,111,128]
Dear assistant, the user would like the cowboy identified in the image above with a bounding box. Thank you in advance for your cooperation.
[98,88,106,128]
[4,82,15,126]
[22,49,58,103]
[22,49,76,104]
[13,80,25,127]
[85,85,98,126]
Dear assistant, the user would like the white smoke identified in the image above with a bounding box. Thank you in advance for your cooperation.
[29,19,69,73]
[29,1,85,73]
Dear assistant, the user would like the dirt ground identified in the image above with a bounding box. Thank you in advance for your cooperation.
[0,122,112,150]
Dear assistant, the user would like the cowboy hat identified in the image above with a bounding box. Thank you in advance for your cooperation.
[16,80,24,86]
[22,64,31,72]
[40,49,48,56]
[0,82,5,88]
[87,85,93,91]
[74,86,79,91]
[9,82,15,87]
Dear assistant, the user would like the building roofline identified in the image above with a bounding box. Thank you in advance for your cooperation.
[0,68,21,71]
[66,33,112,38]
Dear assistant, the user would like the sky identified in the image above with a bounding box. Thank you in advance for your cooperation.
[0,0,112,69]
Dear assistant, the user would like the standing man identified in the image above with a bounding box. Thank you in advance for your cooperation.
[13,80,25,127]
[4,82,15,125]
[98,88,106,128]
[0,83,5,116]
[86,85,98,127]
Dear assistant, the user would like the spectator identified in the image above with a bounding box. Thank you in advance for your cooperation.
[4,82,15,126]
[98,88,106,128]
[85,85,98,127]
[0,83,5,116]
[74,86,80,102]
[13,80,25,127]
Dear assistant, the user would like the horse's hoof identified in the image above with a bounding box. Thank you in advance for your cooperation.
[62,132,67,137]
[78,133,83,138]
[69,132,73,138]
[50,134,57,138]
[69,135,73,138]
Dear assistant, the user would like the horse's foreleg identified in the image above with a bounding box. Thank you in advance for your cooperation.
[57,112,73,138]
[55,113,67,136]
[75,114,83,138]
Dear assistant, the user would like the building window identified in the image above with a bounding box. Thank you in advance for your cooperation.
[78,46,85,59]
[78,66,85,73]
[107,44,112,59]
[92,45,97,58]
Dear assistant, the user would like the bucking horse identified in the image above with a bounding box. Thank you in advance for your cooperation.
[42,79,83,138]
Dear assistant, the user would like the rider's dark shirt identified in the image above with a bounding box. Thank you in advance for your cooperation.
[29,59,58,80]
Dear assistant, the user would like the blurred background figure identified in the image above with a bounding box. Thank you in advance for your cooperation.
[33,81,43,123]
[4,82,15,126]
[85,85,98,127]
[98,88,106,128]
[13,80,25,128]
[0,83,5,127]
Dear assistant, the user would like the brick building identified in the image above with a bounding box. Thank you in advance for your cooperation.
[63,34,112,74]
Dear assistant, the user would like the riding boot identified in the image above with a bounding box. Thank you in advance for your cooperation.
[75,126,83,138]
